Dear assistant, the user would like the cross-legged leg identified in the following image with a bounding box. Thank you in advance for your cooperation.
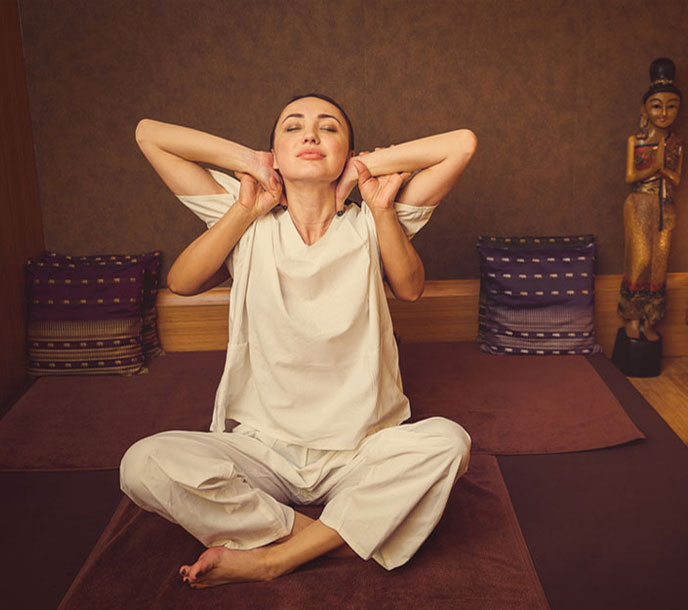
[121,417,469,588]
[120,429,296,550]
[318,417,471,570]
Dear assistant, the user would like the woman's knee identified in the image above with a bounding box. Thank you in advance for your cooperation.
[414,417,471,469]
[422,417,470,450]
[119,431,177,501]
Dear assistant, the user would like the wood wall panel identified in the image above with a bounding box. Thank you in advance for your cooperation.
[156,274,688,358]
[0,0,45,411]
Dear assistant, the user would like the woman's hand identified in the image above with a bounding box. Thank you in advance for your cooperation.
[250,151,284,202]
[353,159,410,212]
[235,171,283,218]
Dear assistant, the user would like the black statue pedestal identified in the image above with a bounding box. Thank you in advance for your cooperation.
[611,327,662,377]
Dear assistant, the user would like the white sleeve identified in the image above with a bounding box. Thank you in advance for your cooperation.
[175,169,241,229]
[393,202,438,239]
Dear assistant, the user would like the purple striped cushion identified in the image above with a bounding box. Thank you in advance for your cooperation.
[27,318,144,376]
[27,260,145,320]
[42,251,162,358]
[26,259,147,376]
[477,236,601,355]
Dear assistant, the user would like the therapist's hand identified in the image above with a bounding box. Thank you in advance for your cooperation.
[353,159,410,212]
[235,171,283,218]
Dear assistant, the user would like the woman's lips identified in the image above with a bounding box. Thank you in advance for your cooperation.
[297,150,324,159]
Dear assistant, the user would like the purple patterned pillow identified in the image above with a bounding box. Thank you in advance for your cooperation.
[26,259,147,376]
[42,251,163,358]
[477,236,601,355]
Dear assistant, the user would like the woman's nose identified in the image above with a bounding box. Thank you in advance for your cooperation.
[302,127,319,143]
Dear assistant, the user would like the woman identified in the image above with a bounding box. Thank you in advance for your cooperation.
[120,94,477,588]
[619,58,683,341]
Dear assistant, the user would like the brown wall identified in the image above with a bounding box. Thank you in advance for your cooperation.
[1,0,45,411]
[17,0,688,283]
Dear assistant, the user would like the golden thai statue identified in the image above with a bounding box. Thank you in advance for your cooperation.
[619,58,683,342]
[613,58,683,376]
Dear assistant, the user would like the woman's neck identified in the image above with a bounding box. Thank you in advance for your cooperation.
[283,181,337,245]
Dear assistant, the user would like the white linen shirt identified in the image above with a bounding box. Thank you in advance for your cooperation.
[177,170,436,450]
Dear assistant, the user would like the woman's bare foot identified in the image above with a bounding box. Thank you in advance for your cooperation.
[179,510,313,588]
[179,515,357,589]
[179,546,276,588]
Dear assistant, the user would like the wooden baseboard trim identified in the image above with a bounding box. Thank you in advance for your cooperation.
[156,273,688,357]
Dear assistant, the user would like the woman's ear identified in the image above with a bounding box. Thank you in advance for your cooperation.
[272,149,279,170]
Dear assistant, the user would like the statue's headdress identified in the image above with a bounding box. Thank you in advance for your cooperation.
[643,57,681,102]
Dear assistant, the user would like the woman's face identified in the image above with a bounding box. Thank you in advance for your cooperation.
[643,92,681,130]
[271,97,351,183]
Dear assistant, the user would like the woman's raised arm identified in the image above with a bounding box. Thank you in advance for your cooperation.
[336,128,477,210]
[135,119,283,295]
[135,119,282,198]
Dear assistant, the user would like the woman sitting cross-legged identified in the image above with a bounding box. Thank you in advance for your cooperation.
[120,93,477,588]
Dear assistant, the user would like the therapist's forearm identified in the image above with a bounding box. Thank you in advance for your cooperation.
[372,207,424,302]
[167,202,258,296]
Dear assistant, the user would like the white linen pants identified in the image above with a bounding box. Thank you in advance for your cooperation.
[120,417,470,570]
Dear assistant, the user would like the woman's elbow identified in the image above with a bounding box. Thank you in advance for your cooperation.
[455,128,478,158]
[394,277,425,302]
[135,118,155,145]
[166,270,195,297]
[396,287,424,302]
[404,286,424,302]
[166,277,184,296]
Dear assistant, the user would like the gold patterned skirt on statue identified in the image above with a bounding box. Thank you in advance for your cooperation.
[618,192,676,326]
